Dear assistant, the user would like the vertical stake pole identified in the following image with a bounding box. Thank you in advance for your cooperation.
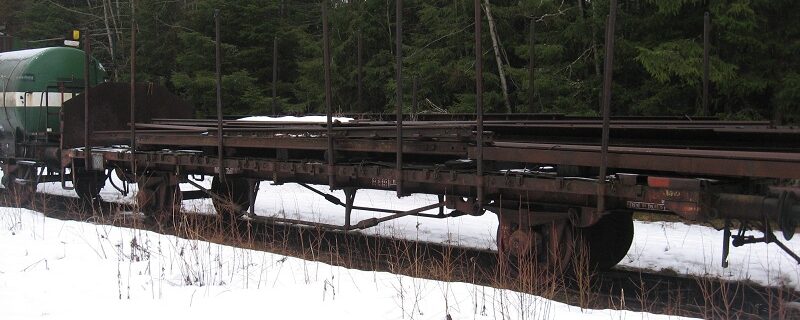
[130,0,137,176]
[344,188,356,229]
[598,1,618,214]
[702,12,710,116]
[475,0,484,213]
[272,35,279,115]
[357,29,363,113]
[83,33,92,170]
[528,18,536,113]
[412,76,418,120]
[214,9,225,181]
[722,218,731,268]
[395,0,404,197]
[323,1,335,190]
[248,180,257,216]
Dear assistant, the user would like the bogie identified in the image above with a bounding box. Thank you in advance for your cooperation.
[136,173,182,222]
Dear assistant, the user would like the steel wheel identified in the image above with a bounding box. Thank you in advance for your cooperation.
[74,171,105,203]
[211,176,254,221]
[579,212,634,270]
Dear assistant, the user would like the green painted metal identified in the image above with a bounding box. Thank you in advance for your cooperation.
[0,47,106,134]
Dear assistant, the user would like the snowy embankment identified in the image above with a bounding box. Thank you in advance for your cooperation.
[30,173,800,291]
[0,208,695,320]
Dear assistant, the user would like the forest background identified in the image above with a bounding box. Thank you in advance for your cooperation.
[1,0,798,123]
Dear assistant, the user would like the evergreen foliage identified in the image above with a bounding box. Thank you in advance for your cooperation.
[1,0,797,122]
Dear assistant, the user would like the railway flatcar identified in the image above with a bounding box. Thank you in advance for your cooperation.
[1,44,798,273]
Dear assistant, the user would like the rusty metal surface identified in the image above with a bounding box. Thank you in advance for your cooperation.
[98,115,800,180]
[62,82,194,148]
[147,118,800,152]
[134,134,474,156]
[61,82,800,233]
[339,113,729,122]
[395,0,404,196]
[478,142,800,179]
[214,9,225,181]
[70,148,798,226]
[474,0,484,213]
[83,35,92,169]
[323,1,336,190]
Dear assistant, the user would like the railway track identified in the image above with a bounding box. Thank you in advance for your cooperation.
[4,190,796,320]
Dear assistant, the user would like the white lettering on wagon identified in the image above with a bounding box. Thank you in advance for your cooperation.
[370,178,396,189]
[626,201,667,211]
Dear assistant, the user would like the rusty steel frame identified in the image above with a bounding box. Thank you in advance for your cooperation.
[132,124,485,139]
[86,117,800,180]
[150,116,773,126]
[336,113,729,122]
[248,201,444,231]
[68,148,799,226]
[478,142,800,180]
[297,182,449,218]
[134,134,475,156]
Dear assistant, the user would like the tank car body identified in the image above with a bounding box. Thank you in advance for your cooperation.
[0,47,106,163]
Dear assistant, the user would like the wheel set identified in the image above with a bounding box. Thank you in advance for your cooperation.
[496,211,634,272]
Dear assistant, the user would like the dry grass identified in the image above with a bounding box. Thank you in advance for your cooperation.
[3,189,797,319]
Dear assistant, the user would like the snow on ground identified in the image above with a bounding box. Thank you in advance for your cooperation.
[237,115,353,123]
[0,208,695,320]
[18,172,800,291]
[623,221,800,290]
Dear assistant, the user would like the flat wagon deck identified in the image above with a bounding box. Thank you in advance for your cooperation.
[63,113,800,270]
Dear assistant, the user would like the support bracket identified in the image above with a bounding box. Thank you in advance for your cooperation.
[721,219,800,267]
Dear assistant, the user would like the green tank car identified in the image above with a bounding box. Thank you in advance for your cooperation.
[0,47,106,201]
[0,47,106,161]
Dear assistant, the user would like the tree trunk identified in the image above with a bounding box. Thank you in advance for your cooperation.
[482,0,511,113]
[589,0,602,110]
[106,0,121,46]
[101,0,118,80]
